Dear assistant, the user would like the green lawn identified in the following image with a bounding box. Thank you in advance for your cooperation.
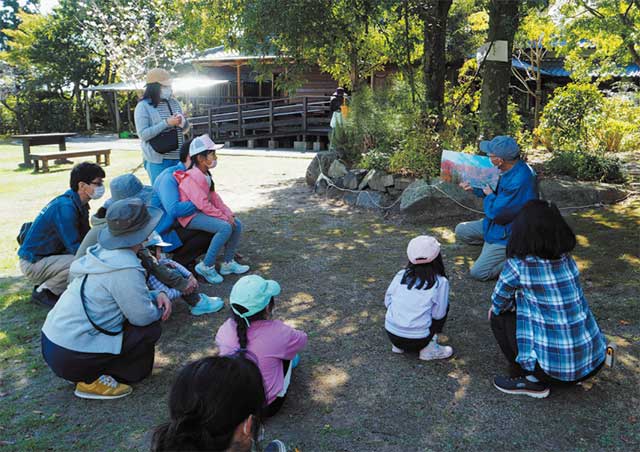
[0,142,639,451]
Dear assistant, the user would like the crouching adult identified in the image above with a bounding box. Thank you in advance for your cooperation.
[41,199,172,400]
[18,162,105,307]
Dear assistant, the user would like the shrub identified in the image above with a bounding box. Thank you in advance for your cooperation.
[360,148,392,171]
[389,117,442,178]
[546,150,626,184]
[591,96,640,153]
[537,83,604,151]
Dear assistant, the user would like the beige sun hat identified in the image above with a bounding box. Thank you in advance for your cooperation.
[146,68,172,86]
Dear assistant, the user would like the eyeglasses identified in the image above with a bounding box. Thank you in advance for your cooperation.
[90,180,104,187]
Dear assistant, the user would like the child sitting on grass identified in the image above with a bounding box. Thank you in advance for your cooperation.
[140,232,224,316]
[215,275,307,417]
[384,235,453,360]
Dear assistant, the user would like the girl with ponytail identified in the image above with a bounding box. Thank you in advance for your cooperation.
[215,275,308,417]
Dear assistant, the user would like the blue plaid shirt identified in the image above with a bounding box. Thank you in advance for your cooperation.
[492,254,606,381]
[147,258,192,301]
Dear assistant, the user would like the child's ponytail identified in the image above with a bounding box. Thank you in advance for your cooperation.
[231,297,276,355]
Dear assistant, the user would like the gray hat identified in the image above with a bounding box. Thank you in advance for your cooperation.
[98,198,162,250]
[103,174,153,209]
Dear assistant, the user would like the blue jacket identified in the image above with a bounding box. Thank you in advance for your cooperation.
[18,189,90,263]
[474,160,537,245]
[150,162,196,251]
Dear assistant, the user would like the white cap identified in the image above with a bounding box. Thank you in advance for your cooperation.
[189,134,224,157]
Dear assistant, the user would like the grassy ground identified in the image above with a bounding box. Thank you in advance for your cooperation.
[0,143,638,451]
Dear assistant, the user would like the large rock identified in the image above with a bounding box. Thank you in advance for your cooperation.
[393,176,415,191]
[400,179,483,221]
[306,151,338,186]
[343,169,368,189]
[359,169,394,191]
[328,160,348,179]
[356,191,383,209]
[539,178,628,207]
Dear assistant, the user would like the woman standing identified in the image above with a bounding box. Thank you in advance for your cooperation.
[134,68,190,183]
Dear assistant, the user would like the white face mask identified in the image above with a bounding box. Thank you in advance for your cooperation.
[207,159,218,169]
[160,86,173,99]
[89,185,105,200]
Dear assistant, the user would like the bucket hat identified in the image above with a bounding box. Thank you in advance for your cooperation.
[104,174,153,209]
[99,199,162,250]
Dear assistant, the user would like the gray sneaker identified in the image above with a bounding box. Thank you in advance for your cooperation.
[263,439,287,452]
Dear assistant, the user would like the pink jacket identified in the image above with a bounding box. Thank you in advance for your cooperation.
[174,168,234,227]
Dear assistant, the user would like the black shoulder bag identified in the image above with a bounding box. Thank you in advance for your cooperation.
[148,100,179,154]
[80,275,123,336]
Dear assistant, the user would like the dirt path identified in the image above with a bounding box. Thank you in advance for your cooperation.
[1,155,638,451]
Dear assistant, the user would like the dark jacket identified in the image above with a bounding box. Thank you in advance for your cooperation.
[18,189,90,263]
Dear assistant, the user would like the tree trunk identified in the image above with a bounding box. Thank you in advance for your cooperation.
[421,0,452,127]
[479,0,520,138]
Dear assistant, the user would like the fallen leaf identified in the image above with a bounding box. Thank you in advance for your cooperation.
[619,319,631,325]
[629,416,637,424]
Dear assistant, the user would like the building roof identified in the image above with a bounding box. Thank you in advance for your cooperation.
[512,59,640,79]
[190,45,277,64]
[83,76,229,92]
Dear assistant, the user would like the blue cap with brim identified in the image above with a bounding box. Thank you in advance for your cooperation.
[479,135,520,160]
[230,275,281,326]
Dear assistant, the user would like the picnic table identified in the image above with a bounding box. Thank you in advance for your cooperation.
[12,133,78,168]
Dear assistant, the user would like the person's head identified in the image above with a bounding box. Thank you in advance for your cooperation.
[143,231,172,259]
[507,199,576,260]
[335,87,345,97]
[230,275,281,350]
[98,198,162,251]
[151,355,266,452]
[179,139,193,166]
[143,68,173,107]
[402,235,447,290]
[479,135,520,171]
[70,162,106,203]
[189,134,224,173]
[103,173,153,210]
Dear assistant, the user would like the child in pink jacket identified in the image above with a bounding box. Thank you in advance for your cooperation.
[175,135,249,284]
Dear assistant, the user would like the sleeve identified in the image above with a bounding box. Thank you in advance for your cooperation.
[483,178,533,226]
[384,272,402,308]
[158,177,196,218]
[472,187,486,198]
[169,259,192,278]
[277,324,308,361]
[109,269,162,326]
[210,191,234,218]
[134,102,168,142]
[180,176,230,221]
[53,202,83,255]
[148,274,181,301]
[431,277,450,320]
[491,259,520,315]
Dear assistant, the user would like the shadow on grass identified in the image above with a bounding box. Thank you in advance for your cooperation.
[0,182,638,451]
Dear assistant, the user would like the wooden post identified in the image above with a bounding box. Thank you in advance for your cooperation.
[208,107,213,137]
[236,63,242,105]
[271,72,274,98]
[269,100,275,135]
[114,92,121,132]
[302,96,308,133]
[85,91,91,131]
[237,103,243,137]
[126,96,132,130]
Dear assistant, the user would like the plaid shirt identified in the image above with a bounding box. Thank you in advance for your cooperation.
[492,254,606,381]
[147,258,192,301]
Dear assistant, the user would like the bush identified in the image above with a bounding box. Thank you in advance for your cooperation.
[537,83,604,151]
[360,148,392,171]
[388,117,442,178]
[591,96,640,153]
[546,150,626,184]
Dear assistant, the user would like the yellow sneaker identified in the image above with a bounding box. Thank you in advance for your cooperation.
[74,375,132,400]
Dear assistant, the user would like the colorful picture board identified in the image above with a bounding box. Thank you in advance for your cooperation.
[440,150,500,189]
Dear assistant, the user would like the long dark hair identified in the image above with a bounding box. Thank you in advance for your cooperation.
[232,298,275,353]
[507,199,576,260]
[142,82,162,107]
[401,253,447,290]
[151,356,265,452]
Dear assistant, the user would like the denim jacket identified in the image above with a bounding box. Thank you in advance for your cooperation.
[18,189,90,263]
[134,98,187,164]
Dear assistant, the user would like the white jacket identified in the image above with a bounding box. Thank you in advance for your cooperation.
[384,270,449,339]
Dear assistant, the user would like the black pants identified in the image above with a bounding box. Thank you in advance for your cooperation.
[262,360,291,418]
[172,227,213,268]
[41,321,162,384]
[490,311,603,385]
[386,309,449,353]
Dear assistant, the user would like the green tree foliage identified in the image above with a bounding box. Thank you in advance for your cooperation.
[0,0,38,49]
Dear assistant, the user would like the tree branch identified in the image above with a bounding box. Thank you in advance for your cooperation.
[579,0,605,19]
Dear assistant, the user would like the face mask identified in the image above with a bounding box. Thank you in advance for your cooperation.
[208,158,218,169]
[160,87,173,99]
[89,185,105,200]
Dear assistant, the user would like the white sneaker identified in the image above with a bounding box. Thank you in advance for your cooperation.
[195,262,223,284]
[219,260,250,275]
[419,339,453,361]
[391,345,404,354]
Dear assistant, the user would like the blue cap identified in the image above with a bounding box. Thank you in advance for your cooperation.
[479,135,520,160]
[230,275,281,326]
[104,174,153,209]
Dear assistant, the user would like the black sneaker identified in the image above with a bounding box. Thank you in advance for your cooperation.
[31,287,59,309]
[493,375,550,399]
[264,440,287,452]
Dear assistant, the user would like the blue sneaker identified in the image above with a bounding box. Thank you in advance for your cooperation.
[195,262,223,284]
[190,294,224,316]
[291,354,301,369]
[264,440,287,452]
[219,260,250,275]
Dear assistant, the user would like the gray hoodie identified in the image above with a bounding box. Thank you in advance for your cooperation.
[74,212,107,259]
[42,244,162,355]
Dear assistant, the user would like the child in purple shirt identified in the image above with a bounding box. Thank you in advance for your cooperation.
[215,275,307,417]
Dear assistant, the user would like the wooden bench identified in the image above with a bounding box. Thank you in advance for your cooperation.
[29,149,111,173]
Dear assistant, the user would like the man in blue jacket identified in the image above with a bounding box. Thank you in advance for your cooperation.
[455,136,537,281]
[18,162,106,307]
[150,141,212,269]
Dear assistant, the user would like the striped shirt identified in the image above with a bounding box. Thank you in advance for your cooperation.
[147,258,192,301]
[492,254,606,381]
[155,98,184,160]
